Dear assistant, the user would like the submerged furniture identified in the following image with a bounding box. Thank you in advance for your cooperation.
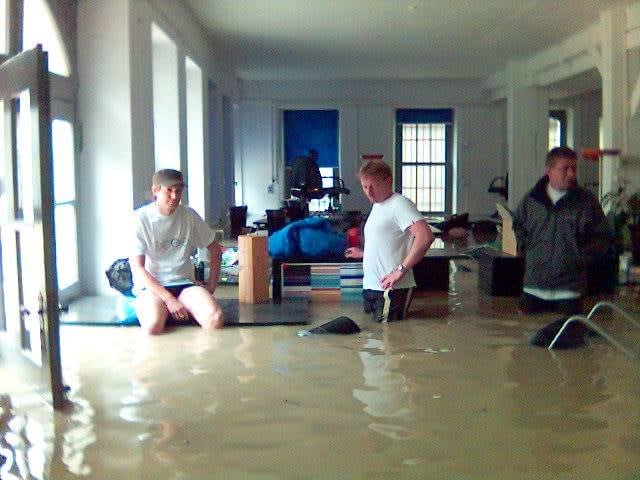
[476,247,525,297]
[271,247,470,303]
[547,301,640,358]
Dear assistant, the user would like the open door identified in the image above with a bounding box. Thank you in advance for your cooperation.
[0,45,64,409]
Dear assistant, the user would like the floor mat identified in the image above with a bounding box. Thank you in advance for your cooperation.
[60,298,309,327]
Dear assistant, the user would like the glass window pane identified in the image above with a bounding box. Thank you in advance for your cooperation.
[55,204,78,289]
[549,117,561,149]
[23,0,70,76]
[432,124,445,140]
[152,23,180,171]
[400,122,448,213]
[16,90,34,223]
[52,119,75,203]
[185,56,204,218]
[319,167,333,188]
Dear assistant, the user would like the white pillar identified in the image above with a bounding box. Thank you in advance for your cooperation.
[599,7,627,197]
[505,61,549,209]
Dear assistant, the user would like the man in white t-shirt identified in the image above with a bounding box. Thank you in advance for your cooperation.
[130,169,224,334]
[345,160,435,322]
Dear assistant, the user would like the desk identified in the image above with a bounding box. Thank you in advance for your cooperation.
[271,247,472,303]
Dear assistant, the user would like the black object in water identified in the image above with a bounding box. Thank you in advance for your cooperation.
[530,317,600,349]
[305,316,361,335]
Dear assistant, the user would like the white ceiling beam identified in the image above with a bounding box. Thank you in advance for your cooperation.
[533,52,598,86]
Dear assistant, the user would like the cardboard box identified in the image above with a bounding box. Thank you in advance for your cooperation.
[238,234,270,304]
[496,203,518,256]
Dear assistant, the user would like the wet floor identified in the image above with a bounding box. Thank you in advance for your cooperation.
[1,261,640,479]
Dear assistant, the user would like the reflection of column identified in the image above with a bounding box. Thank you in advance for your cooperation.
[61,396,95,476]
[0,393,61,479]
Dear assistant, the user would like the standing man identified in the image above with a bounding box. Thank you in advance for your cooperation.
[130,169,224,334]
[513,146,610,315]
[345,160,435,322]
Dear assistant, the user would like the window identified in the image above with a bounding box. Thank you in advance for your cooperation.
[52,119,78,290]
[152,23,179,171]
[185,56,204,218]
[396,109,453,214]
[548,110,567,149]
[23,0,70,76]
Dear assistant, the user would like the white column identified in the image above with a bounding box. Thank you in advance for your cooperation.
[505,61,549,209]
[599,7,627,197]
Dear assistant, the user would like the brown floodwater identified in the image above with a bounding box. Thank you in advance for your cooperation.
[1,267,639,479]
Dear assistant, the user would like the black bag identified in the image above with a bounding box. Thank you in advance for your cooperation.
[105,258,134,296]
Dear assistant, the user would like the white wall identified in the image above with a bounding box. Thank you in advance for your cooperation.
[456,104,507,215]
[237,101,280,222]
[77,0,133,296]
[237,79,506,219]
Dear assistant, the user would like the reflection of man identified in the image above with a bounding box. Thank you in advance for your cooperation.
[345,160,435,322]
[512,147,610,315]
[130,169,224,334]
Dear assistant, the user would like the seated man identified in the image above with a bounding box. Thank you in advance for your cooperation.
[512,147,610,315]
[130,169,224,334]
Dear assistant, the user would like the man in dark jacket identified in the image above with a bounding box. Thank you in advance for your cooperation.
[512,146,610,315]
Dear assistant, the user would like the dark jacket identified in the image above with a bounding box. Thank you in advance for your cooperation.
[512,176,610,294]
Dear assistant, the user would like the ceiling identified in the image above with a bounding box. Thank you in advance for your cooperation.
[185,0,628,81]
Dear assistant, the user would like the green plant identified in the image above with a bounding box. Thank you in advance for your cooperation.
[627,192,640,226]
[602,185,640,252]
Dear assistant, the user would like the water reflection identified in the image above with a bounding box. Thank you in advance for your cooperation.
[352,329,416,440]
[61,395,95,476]
[506,345,611,468]
[0,393,54,480]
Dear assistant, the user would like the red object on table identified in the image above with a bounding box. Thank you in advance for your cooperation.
[346,227,361,248]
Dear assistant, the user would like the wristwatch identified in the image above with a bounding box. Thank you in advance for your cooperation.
[396,263,406,273]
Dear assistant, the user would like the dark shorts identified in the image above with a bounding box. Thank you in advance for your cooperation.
[363,288,414,323]
[164,283,197,323]
[165,283,195,298]
[519,292,583,316]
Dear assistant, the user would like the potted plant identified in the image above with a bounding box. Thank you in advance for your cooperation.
[627,192,640,264]
[602,186,640,264]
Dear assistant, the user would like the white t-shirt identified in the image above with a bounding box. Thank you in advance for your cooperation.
[130,203,215,289]
[362,193,424,291]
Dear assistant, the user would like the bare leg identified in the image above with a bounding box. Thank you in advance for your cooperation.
[135,290,169,335]
[179,286,224,330]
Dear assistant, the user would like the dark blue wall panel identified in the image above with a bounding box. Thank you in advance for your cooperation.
[283,110,339,167]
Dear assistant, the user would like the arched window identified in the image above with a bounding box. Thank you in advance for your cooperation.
[23,0,70,76]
